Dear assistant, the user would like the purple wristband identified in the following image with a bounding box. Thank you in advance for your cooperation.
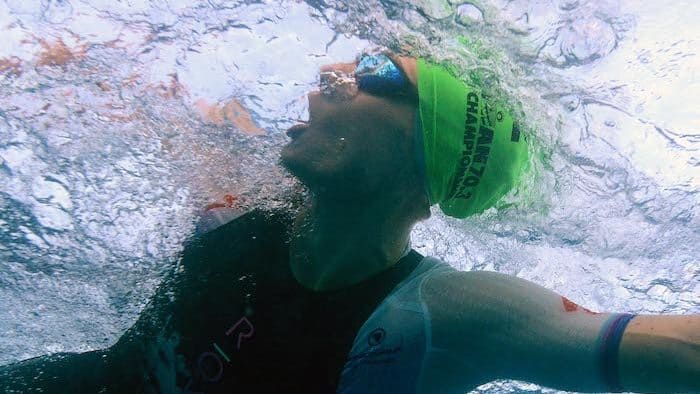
[599,313,636,392]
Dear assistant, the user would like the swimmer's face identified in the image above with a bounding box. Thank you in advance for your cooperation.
[281,61,418,197]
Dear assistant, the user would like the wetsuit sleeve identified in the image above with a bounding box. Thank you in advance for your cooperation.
[0,350,105,393]
[421,270,700,393]
[0,210,281,393]
[0,348,154,393]
[0,286,185,394]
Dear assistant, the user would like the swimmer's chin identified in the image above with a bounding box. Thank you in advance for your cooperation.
[279,145,296,172]
[280,147,308,182]
[280,150,325,194]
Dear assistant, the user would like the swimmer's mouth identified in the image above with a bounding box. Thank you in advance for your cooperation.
[286,122,308,139]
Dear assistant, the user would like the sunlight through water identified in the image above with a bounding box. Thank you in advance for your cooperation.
[0,1,697,393]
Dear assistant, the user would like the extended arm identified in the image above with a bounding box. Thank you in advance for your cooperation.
[0,349,113,393]
[423,270,700,393]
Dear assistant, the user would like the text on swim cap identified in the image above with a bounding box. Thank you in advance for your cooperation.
[448,92,494,201]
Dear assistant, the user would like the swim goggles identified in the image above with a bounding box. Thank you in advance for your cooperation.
[319,54,412,100]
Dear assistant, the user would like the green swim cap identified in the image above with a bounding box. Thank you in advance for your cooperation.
[416,59,529,218]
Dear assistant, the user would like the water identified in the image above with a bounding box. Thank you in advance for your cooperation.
[0,0,698,393]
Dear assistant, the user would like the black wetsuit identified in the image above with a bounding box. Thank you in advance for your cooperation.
[0,210,423,393]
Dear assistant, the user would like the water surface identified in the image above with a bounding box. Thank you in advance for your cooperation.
[0,1,697,393]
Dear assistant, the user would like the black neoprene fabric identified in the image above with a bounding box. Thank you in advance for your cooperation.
[0,211,423,394]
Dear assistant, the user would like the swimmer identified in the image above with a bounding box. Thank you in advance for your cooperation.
[1,53,698,394]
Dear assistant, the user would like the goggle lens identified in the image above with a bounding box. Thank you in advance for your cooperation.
[319,54,411,100]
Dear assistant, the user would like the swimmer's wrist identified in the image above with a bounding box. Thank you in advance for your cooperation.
[617,314,700,393]
[598,313,636,392]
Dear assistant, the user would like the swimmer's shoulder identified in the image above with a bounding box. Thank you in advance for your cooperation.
[195,207,292,238]
[187,208,292,249]
[397,255,457,287]
[178,208,293,276]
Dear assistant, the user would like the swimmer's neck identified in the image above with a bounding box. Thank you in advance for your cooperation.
[289,193,415,291]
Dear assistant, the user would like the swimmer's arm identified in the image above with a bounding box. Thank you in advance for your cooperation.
[423,270,700,393]
[0,348,147,393]
[0,214,247,394]
[618,315,700,393]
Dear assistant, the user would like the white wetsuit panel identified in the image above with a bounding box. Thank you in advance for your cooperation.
[336,256,456,394]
